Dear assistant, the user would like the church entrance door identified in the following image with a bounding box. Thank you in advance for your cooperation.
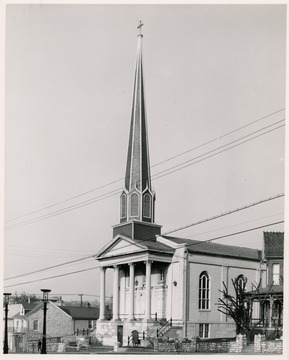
[117,325,123,345]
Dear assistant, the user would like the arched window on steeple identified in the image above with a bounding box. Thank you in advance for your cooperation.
[130,193,139,217]
[199,271,210,310]
[120,194,127,219]
[143,194,151,218]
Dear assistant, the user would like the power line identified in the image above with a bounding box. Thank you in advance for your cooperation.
[5,188,122,231]
[153,108,285,168]
[4,219,283,289]
[162,193,284,236]
[181,220,284,249]
[5,121,285,231]
[5,108,285,224]
[4,193,284,283]
[153,121,284,181]
[4,266,99,289]
[4,255,95,281]
[188,212,284,238]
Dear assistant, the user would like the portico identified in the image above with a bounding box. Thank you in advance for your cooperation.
[97,235,174,323]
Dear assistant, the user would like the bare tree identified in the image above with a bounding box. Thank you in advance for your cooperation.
[217,275,274,339]
[217,275,251,336]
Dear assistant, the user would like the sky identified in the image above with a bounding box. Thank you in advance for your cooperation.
[3,4,286,302]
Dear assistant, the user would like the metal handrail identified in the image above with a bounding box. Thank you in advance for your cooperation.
[127,331,155,346]
[157,318,172,338]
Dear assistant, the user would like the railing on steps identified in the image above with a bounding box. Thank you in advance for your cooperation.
[157,318,172,338]
[75,323,96,338]
[127,331,154,347]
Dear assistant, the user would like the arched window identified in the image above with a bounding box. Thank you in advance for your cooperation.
[236,274,247,292]
[120,194,127,218]
[143,194,151,218]
[130,193,139,217]
[199,271,210,310]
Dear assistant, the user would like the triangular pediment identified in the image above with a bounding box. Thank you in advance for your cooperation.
[96,235,147,260]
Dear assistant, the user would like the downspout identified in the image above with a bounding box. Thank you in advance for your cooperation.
[183,247,188,338]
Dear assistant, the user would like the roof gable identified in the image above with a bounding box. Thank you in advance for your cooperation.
[96,235,147,259]
[25,302,44,317]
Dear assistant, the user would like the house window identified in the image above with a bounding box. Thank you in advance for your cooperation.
[199,323,210,338]
[272,263,280,285]
[199,271,210,310]
[33,320,39,331]
[120,194,127,218]
[143,194,151,218]
[130,193,139,217]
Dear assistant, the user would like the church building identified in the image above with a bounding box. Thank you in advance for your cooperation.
[95,25,265,346]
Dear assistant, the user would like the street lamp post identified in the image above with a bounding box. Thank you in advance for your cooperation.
[3,293,11,354]
[40,289,51,354]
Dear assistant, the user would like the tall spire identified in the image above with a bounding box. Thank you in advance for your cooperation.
[119,22,155,224]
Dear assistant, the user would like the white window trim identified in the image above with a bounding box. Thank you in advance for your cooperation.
[199,323,210,338]
[130,192,139,217]
[199,272,210,311]
[143,193,152,218]
[272,263,280,285]
[120,194,127,219]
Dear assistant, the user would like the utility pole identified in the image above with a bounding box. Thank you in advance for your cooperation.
[3,293,11,354]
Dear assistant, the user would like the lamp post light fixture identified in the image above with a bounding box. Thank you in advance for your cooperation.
[40,289,51,354]
[3,293,11,354]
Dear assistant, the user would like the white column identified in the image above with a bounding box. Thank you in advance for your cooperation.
[145,260,152,320]
[269,296,274,328]
[129,263,135,320]
[166,264,172,320]
[99,267,106,320]
[113,265,120,320]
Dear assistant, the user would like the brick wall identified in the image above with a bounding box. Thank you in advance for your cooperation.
[254,334,282,354]
[153,334,249,353]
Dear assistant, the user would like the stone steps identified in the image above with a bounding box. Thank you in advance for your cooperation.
[242,343,255,353]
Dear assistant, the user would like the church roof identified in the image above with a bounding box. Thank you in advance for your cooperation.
[162,235,262,261]
[134,239,174,254]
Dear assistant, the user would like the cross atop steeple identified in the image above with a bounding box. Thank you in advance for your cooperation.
[137,20,144,37]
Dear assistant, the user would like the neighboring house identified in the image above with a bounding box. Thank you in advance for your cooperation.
[25,302,99,348]
[3,301,38,353]
[4,301,99,353]
[58,305,100,333]
[94,32,270,347]
[248,232,283,338]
